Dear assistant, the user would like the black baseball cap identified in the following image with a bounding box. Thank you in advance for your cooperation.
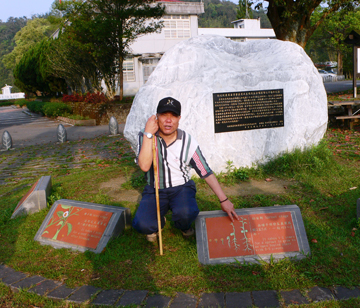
[157,97,181,116]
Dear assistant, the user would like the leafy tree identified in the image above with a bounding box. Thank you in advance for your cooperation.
[237,0,253,19]
[2,18,57,71]
[306,7,360,76]
[13,39,66,95]
[54,0,165,99]
[199,0,238,28]
[0,17,27,90]
[251,0,360,48]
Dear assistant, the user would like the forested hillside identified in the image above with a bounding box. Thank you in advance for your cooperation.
[0,17,27,92]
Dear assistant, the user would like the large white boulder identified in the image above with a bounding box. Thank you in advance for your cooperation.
[124,35,328,173]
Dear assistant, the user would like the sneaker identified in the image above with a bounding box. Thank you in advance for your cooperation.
[146,232,157,242]
[145,217,166,242]
[181,227,194,238]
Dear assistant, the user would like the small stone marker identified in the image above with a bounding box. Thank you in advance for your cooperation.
[2,130,12,150]
[34,199,131,253]
[195,205,310,264]
[11,176,52,219]
[57,124,67,143]
[109,116,119,135]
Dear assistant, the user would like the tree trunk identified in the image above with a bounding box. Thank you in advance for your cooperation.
[119,55,124,101]
[266,0,322,48]
[337,51,343,76]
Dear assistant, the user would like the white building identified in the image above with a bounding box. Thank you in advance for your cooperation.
[52,0,276,97]
[124,1,275,96]
[0,84,25,100]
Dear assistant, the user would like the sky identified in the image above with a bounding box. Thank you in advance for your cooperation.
[0,0,240,22]
[1,0,56,22]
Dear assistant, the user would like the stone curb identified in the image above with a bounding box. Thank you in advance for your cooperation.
[1,264,360,307]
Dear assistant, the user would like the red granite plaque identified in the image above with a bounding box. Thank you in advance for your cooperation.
[41,203,113,249]
[206,212,299,259]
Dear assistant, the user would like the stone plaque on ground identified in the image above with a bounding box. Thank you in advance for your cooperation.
[11,176,52,219]
[213,89,284,133]
[34,199,131,253]
[195,205,310,264]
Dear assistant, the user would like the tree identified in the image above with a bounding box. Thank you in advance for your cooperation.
[306,7,360,75]
[13,39,66,95]
[198,0,238,28]
[0,17,27,90]
[237,0,253,19]
[2,18,56,71]
[258,0,360,48]
[55,0,165,99]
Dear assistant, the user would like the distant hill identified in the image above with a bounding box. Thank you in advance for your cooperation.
[185,0,272,28]
[0,17,27,91]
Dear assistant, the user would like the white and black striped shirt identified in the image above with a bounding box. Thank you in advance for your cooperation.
[137,129,213,189]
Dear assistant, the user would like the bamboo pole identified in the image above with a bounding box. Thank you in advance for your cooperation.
[152,137,163,255]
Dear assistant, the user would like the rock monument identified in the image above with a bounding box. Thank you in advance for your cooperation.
[124,35,328,173]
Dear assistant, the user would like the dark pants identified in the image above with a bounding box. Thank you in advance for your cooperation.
[132,180,199,234]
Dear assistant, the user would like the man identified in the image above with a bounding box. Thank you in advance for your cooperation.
[132,97,239,242]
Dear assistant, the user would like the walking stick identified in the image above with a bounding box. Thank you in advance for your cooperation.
[152,137,163,255]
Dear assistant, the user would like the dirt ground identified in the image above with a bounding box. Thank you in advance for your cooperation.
[99,176,295,203]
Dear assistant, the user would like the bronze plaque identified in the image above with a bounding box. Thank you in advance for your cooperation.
[195,205,311,264]
[41,203,113,249]
[206,212,299,259]
[34,199,131,253]
[213,89,284,133]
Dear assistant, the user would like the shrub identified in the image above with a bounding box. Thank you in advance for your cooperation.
[84,92,109,104]
[62,92,109,104]
[26,101,46,114]
[0,100,15,107]
[43,102,72,117]
[62,93,84,102]
[14,99,28,107]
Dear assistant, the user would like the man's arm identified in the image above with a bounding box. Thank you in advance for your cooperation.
[138,115,158,172]
[204,174,239,222]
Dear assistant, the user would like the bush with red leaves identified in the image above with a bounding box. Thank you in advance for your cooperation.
[62,93,84,102]
[84,92,109,104]
[62,92,109,104]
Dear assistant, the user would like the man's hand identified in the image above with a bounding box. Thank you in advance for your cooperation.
[221,199,239,222]
[145,115,159,135]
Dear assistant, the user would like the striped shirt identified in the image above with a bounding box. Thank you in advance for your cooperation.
[137,129,213,189]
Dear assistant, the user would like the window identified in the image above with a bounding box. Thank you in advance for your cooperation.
[143,58,160,83]
[123,58,135,82]
[163,15,190,39]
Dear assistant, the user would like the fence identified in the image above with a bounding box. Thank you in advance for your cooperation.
[321,75,345,83]
[0,93,25,100]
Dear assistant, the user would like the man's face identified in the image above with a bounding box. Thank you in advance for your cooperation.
[157,112,181,136]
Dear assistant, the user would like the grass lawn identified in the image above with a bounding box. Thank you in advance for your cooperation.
[1,110,360,307]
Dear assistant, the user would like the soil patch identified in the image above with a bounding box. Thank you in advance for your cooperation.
[99,176,295,203]
[99,177,141,203]
[219,178,295,196]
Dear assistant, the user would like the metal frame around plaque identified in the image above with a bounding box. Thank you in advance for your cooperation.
[195,205,310,265]
[34,199,131,253]
[213,89,284,133]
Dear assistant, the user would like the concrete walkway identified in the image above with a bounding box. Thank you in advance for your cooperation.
[1,263,360,307]
[0,106,125,148]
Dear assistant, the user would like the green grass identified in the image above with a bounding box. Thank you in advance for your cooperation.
[1,124,360,307]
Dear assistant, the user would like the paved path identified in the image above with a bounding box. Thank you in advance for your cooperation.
[1,262,360,307]
[324,80,354,93]
[0,106,123,148]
